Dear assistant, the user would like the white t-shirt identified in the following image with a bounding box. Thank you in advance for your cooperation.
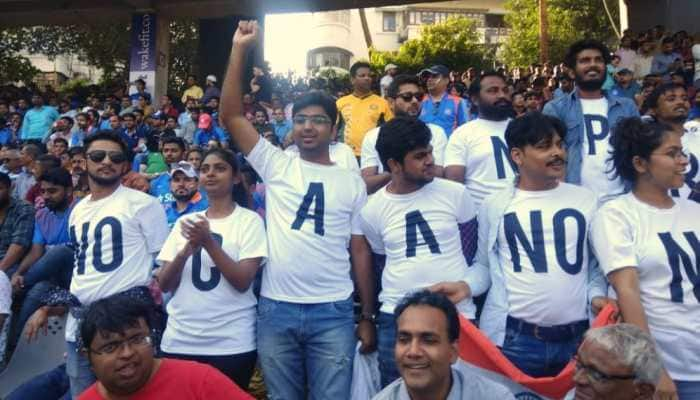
[285,142,359,173]
[498,183,597,326]
[444,118,514,208]
[591,194,700,381]
[380,75,393,98]
[245,138,367,303]
[67,185,169,341]
[579,98,624,198]
[692,44,700,82]
[360,123,447,173]
[360,178,477,317]
[157,207,267,355]
[675,120,700,200]
[0,272,10,316]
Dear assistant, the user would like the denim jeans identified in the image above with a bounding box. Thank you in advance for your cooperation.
[377,311,399,389]
[6,363,70,400]
[256,296,356,400]
[501,323,583,378]
[66,341,95,399]
[676,380,700,400]
[10,281,57,349]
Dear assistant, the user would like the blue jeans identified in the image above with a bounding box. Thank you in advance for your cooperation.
[66,341,95,399]
[676,380,700,400]
[257,296,356,400]
[501,322,583,378]
[6,363,70,400]
[377,312,399,389]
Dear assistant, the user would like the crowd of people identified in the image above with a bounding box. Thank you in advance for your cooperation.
[0,18,698,400]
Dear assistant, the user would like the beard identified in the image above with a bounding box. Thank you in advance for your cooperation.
[479,100,515,121]
[173,191,196,202]
[575,74,605,92]
[46,199,68,212]
[87,170,122,187]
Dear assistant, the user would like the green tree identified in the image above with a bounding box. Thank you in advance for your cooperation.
[502,0,619,67]
[370,16,494,74]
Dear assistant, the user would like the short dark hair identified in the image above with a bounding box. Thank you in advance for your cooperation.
[0,172,10,188]
[386,74,421,99]
[121,112,135,120]
[376,116,432,172]
[468,71,507,98]
[394,290,460,343]
[564,39,612,69]
[59,116,74,126]
[609,117,675,183]
[21,143,41,160]
[68,146,85,158]
[292,92,338,128]
[37,154,62,170]
[505,112,566,152]
[83,130,129,157]
[39,167,72,187]
[161,136,186,151]
[644,83,687,112]
[350,61,371,78]
[80,291,155,352]
[661,36,675,45]
[53,137,69,147]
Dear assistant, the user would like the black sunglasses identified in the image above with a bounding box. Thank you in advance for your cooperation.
[396,92,424,102]
[86,150,127,164]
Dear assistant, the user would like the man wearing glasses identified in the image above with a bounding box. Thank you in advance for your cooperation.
[25,130,169,398]
[419,64,470,137]
[78,293,252,399]
[360,74,448,194]
[574,324,661,400]
[220,21,375,400]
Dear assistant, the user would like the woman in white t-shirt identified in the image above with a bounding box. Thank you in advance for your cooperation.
[591,117,700,400]
[156,148,267,390]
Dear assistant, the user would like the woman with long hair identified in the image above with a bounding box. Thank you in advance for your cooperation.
[590,117,699,400]
[156,148,266,390]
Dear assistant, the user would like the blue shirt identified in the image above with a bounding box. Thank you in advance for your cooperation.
[20,106,59,140]
[149,174,174,205]
[651,52,681,79]
[272,120,292,142]
[32,200,76,247]
[610,81,641,100]
[542,89,639,185]
[419,93,469,136]
[0,128,12,145]
[120,128,144,150]
[193,126,227,146]
[129,91,152,105]
[164,192,209,229]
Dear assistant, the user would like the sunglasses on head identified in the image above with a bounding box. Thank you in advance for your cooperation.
[86,150,127,164]
[396,92,424,102]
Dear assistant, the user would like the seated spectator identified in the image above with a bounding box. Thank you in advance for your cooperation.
[373,290,514,399]
[78,292,253,399]
[119,113,145,151]
[611,68,641,100]
[3,148,34,200]
[179,107,199,144]
[553,74,575,99]
[139,132,168,176]
[193,113,227,147]
[524,90,543,112]
[156,94,179,120]
[163,162,208,229]
[201,75,221,106]
[149,136,187,206]
[185,148,203,172]
[0,172,35,276]
[51,137,69,159]
[252,109,273,137]
[25,154,62,208]
[271,106,292,144]
[574,324,662,400]
[181,75,204,104]
[69,147,90,198]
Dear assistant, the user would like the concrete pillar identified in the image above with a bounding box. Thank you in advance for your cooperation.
[618,0,629,33]
[128,13,170,109]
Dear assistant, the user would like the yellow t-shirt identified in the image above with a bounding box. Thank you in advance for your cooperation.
[181,85,204,103]
[336,94,393,156]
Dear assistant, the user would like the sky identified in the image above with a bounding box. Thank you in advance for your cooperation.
[264,13,313,75]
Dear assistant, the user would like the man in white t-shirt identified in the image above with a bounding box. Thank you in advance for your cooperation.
[219,21,375,400]
[544,39,639,199]
[361,74,448,194]
[470,112,611,378]
[380,64,397,98]
[360,116,478,387]
[285,141,359,173]
[26,130,169,399]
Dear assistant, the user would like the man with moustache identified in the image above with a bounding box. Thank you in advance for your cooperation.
[543,39,639,198]
[164,161,208,229]
[468,113,610,377]
[360,74,448,194]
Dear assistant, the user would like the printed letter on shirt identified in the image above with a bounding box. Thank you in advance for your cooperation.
[405,210,441,257]
[583,115,610,155]
[658,232,700,303]
[291,182,325,236]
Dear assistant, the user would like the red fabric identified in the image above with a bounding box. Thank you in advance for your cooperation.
[458,305,618,399]
[79,358,253,400]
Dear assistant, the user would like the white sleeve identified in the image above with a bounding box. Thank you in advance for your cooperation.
[350,180,369,236]
[692,44,700,61]
[236,212,268,262]
[590,205,638,275]
[245,135,290,182]
[430,125,448,167]
[358,206,385,255]
[138,199,170,254]
[156,219,184,264]
[443,129,468,167]
[455,185,476,224]
[340,144,360,173]
[360,128,380,170]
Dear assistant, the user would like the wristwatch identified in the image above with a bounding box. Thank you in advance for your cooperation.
[357,312,376,324]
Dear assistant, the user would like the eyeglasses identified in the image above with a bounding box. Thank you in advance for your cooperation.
[650,148,689,162]
[573,355,636,383]
[293,115,332,126]
[396,92,424,102]
[89,334,152,355]
[86,150,127,164]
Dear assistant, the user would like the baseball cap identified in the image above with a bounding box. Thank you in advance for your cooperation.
[198,113,212,129]
[384,63,398,72]
[419,65,449,77]
[616,67,633,75]
[206,74,217,83]
[170,161,198,179]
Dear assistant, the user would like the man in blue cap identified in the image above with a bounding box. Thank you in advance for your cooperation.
[418,65,470,137]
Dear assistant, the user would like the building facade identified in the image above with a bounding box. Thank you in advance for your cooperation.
[306,0,507,72]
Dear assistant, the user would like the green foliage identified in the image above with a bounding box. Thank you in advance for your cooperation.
[370,16,495,74]
[502,0,619,67]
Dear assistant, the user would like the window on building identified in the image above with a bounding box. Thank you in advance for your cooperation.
[408,11,418,25]
[307,47,353,71]
[383,12,396,32]
[420,12,434,24]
